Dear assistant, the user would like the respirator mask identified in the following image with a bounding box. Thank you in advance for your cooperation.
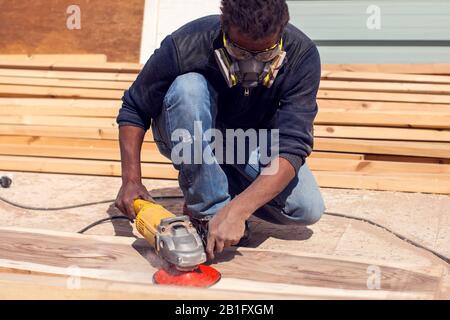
[214,33,286,96]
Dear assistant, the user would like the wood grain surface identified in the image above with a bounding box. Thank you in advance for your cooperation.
[0,227,445,299]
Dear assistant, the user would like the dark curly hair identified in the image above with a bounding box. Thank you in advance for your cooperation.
[220,0,290,39]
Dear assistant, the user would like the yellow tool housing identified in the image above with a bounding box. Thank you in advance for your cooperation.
[133,199,176,249]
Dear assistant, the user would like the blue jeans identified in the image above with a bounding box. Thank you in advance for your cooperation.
[151,73,325,225]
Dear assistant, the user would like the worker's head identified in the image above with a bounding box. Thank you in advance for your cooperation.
[216,0,290,92]
[220,0,290,52]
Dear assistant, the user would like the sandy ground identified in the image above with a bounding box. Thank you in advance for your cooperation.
[0,171,449,295]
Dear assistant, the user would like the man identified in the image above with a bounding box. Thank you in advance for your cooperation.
[115,0,325,259]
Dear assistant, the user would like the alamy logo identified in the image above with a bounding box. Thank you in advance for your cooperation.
[170,122,280,175]
[367,265,382,290]
[366,5,382,30]
[66,5,81,30]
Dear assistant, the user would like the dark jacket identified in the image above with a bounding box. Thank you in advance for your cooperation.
[117,15,321,173]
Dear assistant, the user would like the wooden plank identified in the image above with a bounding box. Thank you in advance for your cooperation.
[0,124,121,140]
[315,171,450,195]
[310,152,364,160]
[0,68,138,81]
[0,136,169,163]
[307,158,450,175]
[318,90,450,104]
[0,76,132,90]
[0,54,108,64]
[0,98,120,117]
[316,109,450,129]
[0,85,123,99]
[364,154,450,165]
[0,104,118,117]
[314,125,450,142]
[314,138,450,159]
[0,227,441,299]
[320,80,450,95]
[322,64,450,75]
[0,155,178,179]
[321,70,450,84]
[318,99,450,113]
[0,272,303,300]
[0,61,142,73]
[0,115,118,128]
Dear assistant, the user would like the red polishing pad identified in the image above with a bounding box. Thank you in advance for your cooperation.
[153,264,221,288]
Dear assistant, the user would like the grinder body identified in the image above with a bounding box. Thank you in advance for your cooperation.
[133,199,206,271]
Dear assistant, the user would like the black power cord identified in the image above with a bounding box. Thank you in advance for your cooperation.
[77,215,134,234]
[0,195,182,211]
[0,192,448,265]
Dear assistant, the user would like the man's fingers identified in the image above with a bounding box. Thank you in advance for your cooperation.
[206,233,215,260]
[215,239,225,254]
[224,239,239,247]
[125,201,136,219]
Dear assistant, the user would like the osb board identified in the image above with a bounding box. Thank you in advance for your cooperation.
[0,0,145,62]
[0,227,446,299]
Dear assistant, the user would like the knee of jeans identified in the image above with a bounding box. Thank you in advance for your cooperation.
[288,194,326,226]
[166,72,210,115]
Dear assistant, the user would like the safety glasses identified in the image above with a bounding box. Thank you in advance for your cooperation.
[223,34,282,62]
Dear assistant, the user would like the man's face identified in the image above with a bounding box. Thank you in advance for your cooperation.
[227,26,280,53]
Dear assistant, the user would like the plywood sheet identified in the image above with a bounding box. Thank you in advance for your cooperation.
[0,0,145,62]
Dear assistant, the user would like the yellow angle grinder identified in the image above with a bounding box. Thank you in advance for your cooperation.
[133,199,221,287]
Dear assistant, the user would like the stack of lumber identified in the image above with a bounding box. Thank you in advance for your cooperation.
[0,57,449,194]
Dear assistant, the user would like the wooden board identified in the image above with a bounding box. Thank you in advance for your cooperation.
[0,155,178,180]
[314,138,450,159]
[315,171,450,194]
[0,98,120,117]
[0,68,137,81]
[318,99,450,112]
[314,125,450,142]
[0,54,108,64]
[0,272,296,300]
[364,154,450,165]
[0,115,118,128]
[322,64,450,75]
[318,90,450,104]
[0,0,145,62]
[0,84,123,99]
[307,158,450,175]
[0,227,443,299]
[321,80,450,95]
[0,61,142,73]
[0,76,131,90]
[321,70,450,84]
[317,100,450,129]
[0,136,169,163]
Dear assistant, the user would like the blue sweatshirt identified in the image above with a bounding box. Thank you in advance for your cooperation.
[117,15,321,174]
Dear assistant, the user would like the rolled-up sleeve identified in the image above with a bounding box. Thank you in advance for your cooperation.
[276,45,321,174]
[117,35,181,131]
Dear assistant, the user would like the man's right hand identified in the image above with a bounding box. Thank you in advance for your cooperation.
[115,180,153,219]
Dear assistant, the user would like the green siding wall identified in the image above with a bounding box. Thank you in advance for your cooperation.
[287,0,450,63]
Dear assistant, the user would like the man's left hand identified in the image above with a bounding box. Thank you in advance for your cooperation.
[206,203,246,260]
